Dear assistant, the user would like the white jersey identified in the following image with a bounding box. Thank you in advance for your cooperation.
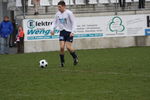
[51,9,76,33]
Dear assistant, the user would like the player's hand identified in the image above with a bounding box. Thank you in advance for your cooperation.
[70,33,74,37]
[51,32,54,36]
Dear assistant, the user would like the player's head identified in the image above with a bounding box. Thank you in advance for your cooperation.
[4,16,9,21]
[57,1,66,13]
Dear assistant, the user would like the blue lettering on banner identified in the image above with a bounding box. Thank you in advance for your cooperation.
[28,29,51,36]
[145,29,150,36]
[27,33,103,40]
[74,33,103,38]
[27,35,59,40]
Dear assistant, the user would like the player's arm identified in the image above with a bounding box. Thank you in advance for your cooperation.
[69,12,76,37]
[51,14,57,35]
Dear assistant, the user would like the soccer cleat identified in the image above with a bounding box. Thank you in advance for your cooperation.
[74,58,78,66]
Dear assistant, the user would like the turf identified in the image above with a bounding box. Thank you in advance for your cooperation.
[0,47,150,100]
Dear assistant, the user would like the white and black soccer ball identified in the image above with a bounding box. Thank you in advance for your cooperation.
[39,59,48,68]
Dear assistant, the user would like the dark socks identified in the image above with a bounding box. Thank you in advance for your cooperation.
[70,52,78,59]
[60,54,65,63]
[59,52,78,66]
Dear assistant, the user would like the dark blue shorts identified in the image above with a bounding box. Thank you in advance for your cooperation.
[59,30,73,42]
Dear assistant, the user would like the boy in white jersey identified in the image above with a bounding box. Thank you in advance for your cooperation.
[51,1,78,67]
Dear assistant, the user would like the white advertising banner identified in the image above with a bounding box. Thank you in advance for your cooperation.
[23,14,150,41]
[23,19,54,41]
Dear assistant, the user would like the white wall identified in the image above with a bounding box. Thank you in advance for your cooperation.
[24,36,150,53]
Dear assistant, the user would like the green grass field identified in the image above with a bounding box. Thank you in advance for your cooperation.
[0,47,150,100]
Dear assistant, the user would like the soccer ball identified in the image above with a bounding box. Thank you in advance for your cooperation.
[39,59,48,68]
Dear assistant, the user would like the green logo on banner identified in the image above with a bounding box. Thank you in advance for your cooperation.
[109,16,125,32]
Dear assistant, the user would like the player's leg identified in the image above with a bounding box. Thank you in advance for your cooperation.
[59,41,65,67]
[66,42,78,65]
[66,41,74,52]
[59,30,67,67]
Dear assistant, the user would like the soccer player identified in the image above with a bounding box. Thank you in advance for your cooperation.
[51,1,78,67]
